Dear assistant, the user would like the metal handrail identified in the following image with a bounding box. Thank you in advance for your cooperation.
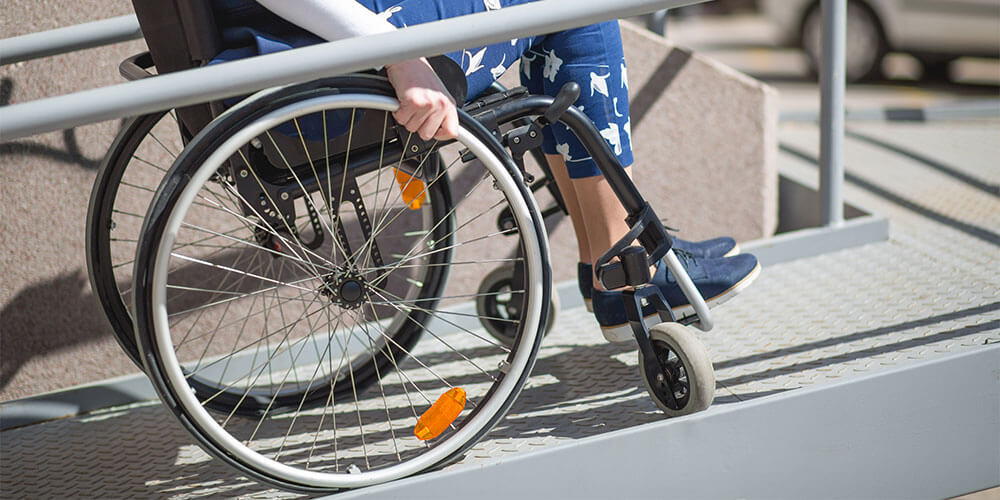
[0,0,706,142]
[0,15,143,66]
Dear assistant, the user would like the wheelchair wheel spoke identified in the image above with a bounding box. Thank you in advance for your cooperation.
[350,311,402,463]
[352,153,453,269]
[361,299,425,436]
[359,140,441,261]
[198,294,324,411]
[130,152,170,173]
[366,173,507,281]
[368,286,509,365]
[220,160,335,277]
[147,129,179,161]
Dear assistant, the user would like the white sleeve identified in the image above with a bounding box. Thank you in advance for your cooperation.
[255,0,395,41]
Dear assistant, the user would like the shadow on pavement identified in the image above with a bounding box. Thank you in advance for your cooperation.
[0,270,115,393]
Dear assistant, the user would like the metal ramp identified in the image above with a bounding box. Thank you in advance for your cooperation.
[3,119,999,498]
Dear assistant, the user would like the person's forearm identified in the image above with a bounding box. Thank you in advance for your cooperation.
[255,0,395,41]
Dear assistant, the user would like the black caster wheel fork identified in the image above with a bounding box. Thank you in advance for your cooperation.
[623,285,684,410]
[609,243,685,410]
[610,244,708,414]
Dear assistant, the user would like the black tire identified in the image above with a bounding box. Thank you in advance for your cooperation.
[132,77,550,491]
[801,0,887,82]
[86,110,186,368]
[917,55,956,82]
[476,263,559,347]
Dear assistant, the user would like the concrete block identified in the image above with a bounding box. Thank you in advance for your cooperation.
[621,21,778,242]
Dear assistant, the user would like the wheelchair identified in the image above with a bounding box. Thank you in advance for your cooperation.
[86,0,720,492]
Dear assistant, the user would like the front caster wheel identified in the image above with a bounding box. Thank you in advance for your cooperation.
[639,322,715,417]
[476,263,558,346]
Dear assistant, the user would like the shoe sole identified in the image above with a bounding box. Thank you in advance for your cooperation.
[600,313,660,343]
[582,244,741,314]
[597,260,761,342]
[672,260,761,320]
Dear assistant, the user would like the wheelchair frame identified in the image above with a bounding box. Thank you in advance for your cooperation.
[85,0,721,491]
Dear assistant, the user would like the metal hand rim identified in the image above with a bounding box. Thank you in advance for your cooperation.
[145,93,546,488]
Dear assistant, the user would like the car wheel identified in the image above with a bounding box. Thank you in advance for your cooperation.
[917,55,956,82]
[801,0,887,82]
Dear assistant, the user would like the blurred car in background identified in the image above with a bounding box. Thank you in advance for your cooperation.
[761,0,1000,81]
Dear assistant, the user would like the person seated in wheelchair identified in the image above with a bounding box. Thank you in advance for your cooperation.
[211,0,760,342]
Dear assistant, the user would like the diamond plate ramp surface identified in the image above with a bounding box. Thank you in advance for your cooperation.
[4,242,995,499]
[2,120,999,498]
[0,403,302,499]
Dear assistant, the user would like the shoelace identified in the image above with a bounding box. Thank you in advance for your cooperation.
[659,218,679,233]
[661,222,693,266]
[673,248,698,268]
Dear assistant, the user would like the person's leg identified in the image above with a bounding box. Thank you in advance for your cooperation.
[568,168,635,290]
[547,153,640,289]
[520,21,758,341]
[520,21,636,290]
[524,22,740,264]
[543,154,590,264]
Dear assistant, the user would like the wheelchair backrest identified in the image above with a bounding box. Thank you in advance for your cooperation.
[129,0,330,137]
[131,0,222,74]
[130,0,223,136]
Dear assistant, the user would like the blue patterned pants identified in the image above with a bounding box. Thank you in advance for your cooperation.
[357,0,632,178]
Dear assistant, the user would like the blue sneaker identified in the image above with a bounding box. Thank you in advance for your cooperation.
[592,252,760,342]
[580,236,739,312]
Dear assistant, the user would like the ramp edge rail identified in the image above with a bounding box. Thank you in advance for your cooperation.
[332,345,1000,499]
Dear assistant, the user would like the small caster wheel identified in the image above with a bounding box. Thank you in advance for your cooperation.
[476,263,558,346]
[639,322,715,417]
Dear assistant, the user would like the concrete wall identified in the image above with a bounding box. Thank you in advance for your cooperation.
[1,0,147,401]
[622,23,778,241]
[0,9,776,401]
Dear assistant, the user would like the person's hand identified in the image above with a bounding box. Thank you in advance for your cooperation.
[385,58,459,141]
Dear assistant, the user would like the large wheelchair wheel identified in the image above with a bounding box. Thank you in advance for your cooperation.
[132,78,550,491]
[87,109,185,368]
[85,103,459,412]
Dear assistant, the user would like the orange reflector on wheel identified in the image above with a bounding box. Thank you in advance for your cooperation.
[394,168,426,210]
[414,387,466,441]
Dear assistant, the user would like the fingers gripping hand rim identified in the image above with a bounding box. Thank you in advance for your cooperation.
[386,58,459,141]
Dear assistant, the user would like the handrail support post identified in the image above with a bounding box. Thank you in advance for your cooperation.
[819,0,846,227]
